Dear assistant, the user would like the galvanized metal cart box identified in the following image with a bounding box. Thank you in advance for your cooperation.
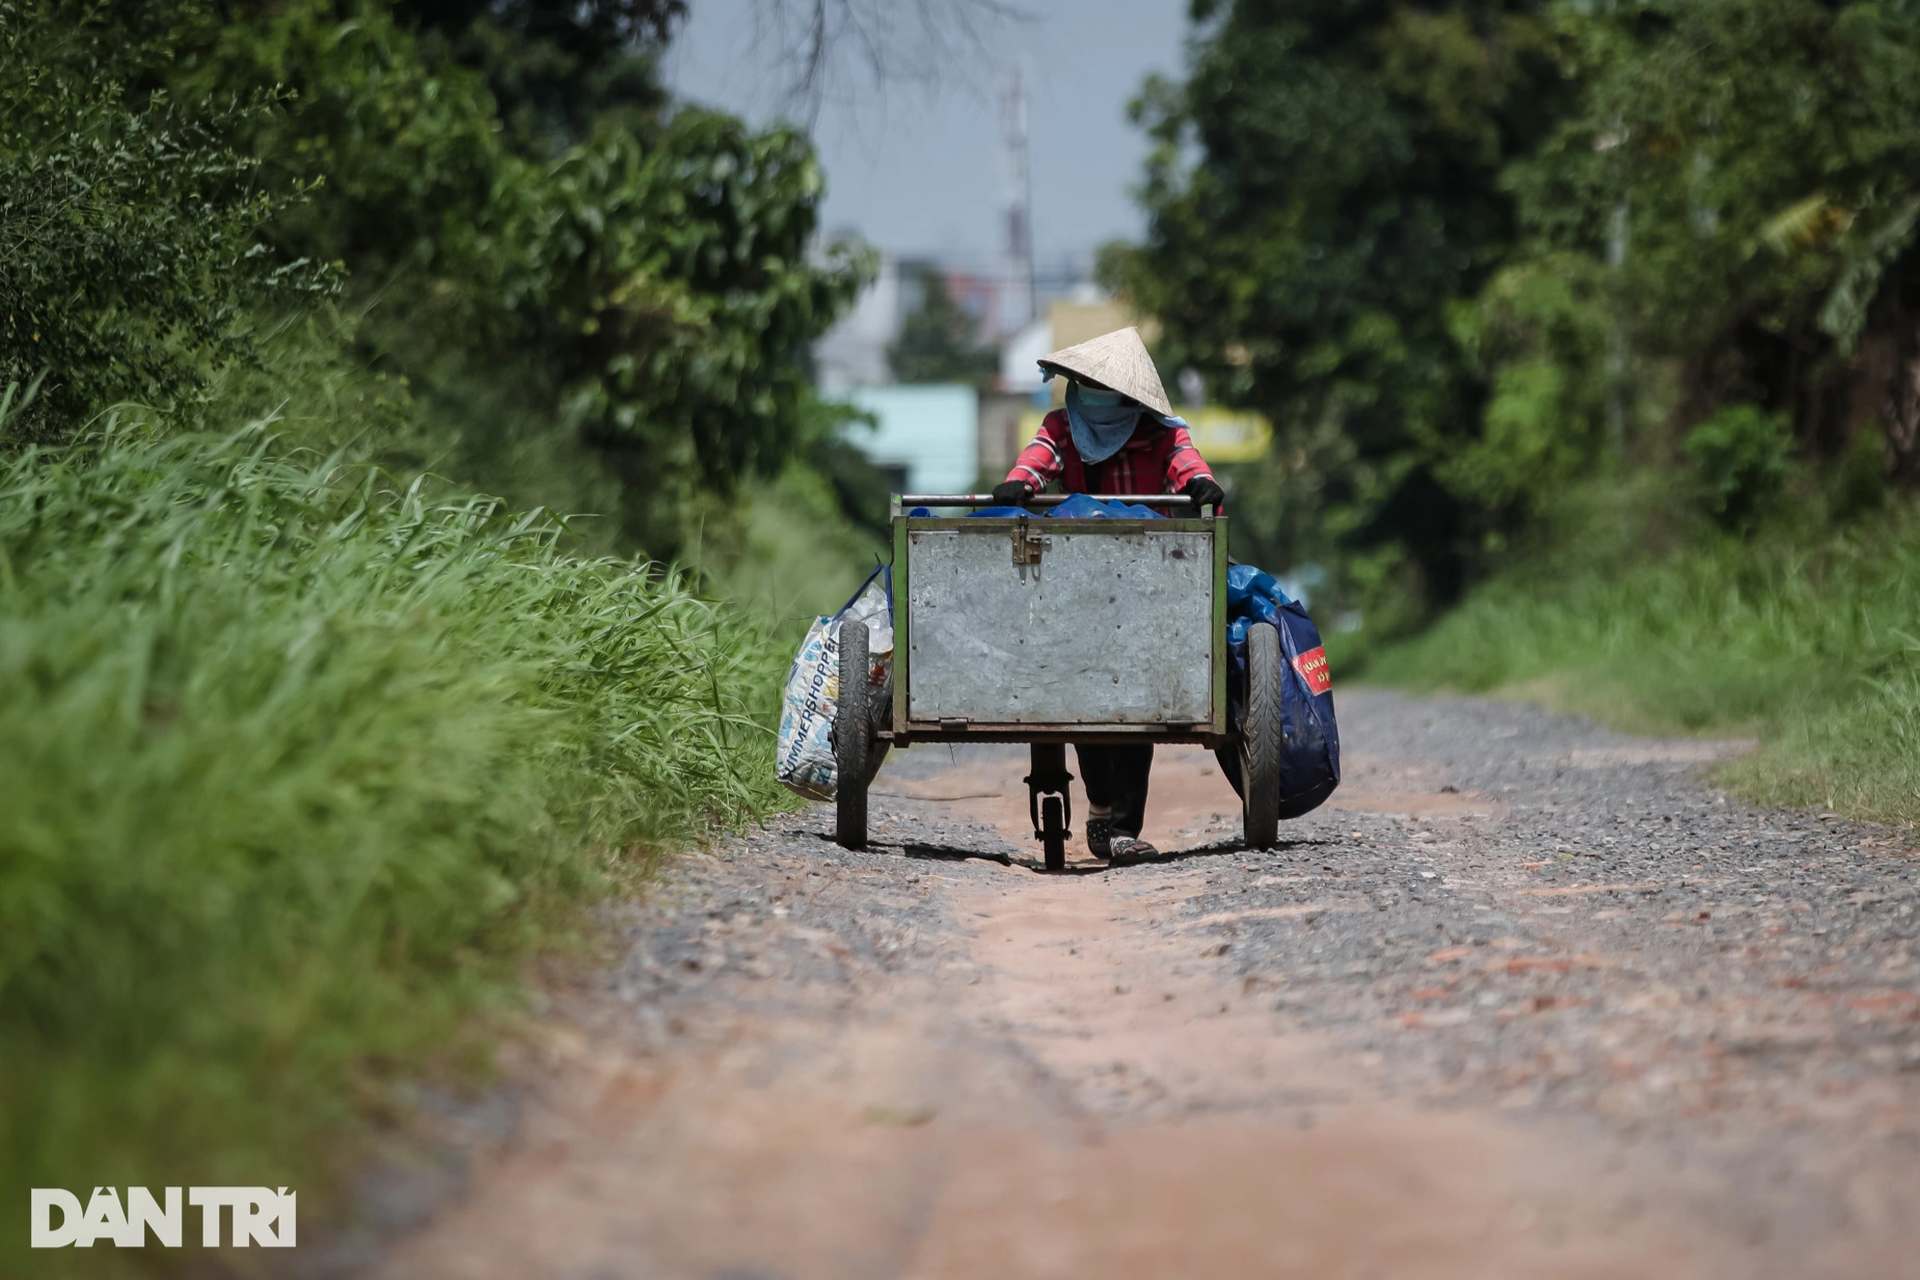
[831,494,1287,868]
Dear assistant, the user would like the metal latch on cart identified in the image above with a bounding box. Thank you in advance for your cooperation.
[1012,516,1050,580]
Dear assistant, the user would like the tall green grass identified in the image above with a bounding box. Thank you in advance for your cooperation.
[1371,503,1920,824]
[0,408,790,1268]
[690,464,887,624]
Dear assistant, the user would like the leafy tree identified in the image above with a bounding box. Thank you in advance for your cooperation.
[1439,251,1611,516]
[1496,1,1920,474]
[42,0,870,554]
[0,3,328,435]
[1122,0,1920,615]
[393,0,687,150]
[1115,0,1567,604]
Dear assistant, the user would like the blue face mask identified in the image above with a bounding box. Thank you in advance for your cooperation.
[1064,382,1142,464]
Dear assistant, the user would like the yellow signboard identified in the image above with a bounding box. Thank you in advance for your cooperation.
[1014,407,1273,465]
[1181,408,1274,462]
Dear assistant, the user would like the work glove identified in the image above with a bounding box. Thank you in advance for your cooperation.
[1182,475,1227,512]
[991,480,1035,507]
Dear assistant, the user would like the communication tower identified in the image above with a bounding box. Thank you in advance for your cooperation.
[1000,63,1036,336]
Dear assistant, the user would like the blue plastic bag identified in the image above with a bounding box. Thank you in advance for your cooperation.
[1045,493,1166,519]
[1226,562,1287,629]
[963,495,1167,520]
[1219,567,1340,820]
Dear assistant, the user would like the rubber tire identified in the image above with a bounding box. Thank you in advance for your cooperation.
[1041,795,1067,872]
[835,621,870,850]
[1242,622,1283,850]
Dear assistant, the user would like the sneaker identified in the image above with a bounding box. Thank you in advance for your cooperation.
[1084,815,1114,859]
[1107,835,1159,865]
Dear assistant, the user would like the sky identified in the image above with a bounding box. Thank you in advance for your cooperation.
[663,0,1194,268]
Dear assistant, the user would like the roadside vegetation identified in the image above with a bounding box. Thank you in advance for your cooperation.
[1,412,790,1249]
[1117,1,1920,823]
[1372,467,1920,824]
[0,1,878,1267]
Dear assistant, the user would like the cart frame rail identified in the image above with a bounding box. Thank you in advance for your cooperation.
[833,493,1281,864]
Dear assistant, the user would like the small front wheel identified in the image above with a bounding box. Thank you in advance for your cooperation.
[1242,622,1283,849]
[835,620,871,850]
[1041,795,1067,872]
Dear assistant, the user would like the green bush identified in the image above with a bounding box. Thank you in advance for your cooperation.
[0,3,329,435]
[0,409,788,1265]
[1682,404,1792,533]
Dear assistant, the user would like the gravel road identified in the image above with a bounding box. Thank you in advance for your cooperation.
[359,688,1920,1279]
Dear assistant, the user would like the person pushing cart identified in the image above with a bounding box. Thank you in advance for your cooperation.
[988,327,1227,864]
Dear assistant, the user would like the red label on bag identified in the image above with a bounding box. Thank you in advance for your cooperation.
[1293,646,1332,695]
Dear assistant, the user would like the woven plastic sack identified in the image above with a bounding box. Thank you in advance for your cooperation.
[775,567,893,801]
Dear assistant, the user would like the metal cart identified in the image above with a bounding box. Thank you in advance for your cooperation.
[832,493,1290,867]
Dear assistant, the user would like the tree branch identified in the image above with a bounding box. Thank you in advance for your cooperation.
[743,0,1029,120]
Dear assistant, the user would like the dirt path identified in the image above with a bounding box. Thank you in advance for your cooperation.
[352,690,1920,1279]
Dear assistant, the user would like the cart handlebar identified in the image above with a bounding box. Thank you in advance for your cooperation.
[898,493,1207,511]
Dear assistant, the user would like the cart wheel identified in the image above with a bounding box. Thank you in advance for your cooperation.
[835,620,870,850]
[1041,795,1067,872]
[1242,621,1283,850]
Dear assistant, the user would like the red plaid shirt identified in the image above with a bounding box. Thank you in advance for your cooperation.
[1008,409,1216,501]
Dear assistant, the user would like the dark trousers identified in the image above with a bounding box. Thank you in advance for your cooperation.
[1075,743,1154,838]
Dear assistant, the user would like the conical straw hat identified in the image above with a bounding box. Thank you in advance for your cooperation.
[1036,326,1172,417]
